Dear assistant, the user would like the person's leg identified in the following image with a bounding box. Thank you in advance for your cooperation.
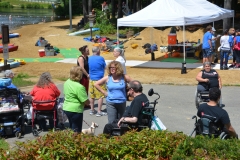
[70,113,83,133]
[89,80,97,114]
[197,85,207,92]
[115,102,126,119]
[236,50,240,68]
[220,50,224,69]
[224,51,229,69]
[95,82,107,116]
[103,120,119,134]
[106,101,117,123]
[202,49,207,63]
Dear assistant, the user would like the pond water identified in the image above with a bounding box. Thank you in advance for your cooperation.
[0,8,68,32]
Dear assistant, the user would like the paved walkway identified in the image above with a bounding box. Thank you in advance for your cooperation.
[56,58,234,70]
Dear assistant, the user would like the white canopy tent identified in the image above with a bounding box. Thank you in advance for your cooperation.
[117,0,234,65]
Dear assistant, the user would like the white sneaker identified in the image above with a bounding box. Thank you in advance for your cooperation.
[96,112,107,117]
[89,109,97,115]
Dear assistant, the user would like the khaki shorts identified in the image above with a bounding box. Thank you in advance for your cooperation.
[89,80,106,99]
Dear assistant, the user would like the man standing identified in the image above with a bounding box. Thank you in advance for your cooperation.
[88,47,107,117]
[202,25,213,63]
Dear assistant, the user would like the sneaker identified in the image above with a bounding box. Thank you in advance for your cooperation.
[89,109,97,115]
[96,112,107,117]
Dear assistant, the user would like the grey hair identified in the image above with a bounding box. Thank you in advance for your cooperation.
[92,46,100,55]
[114,47,126,61]
[36,72,53,88]
[4,70,14,77]
[203,61,211,67]
[128,80,143,93]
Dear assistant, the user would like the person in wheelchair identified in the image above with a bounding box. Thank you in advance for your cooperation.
[197,87,238,138]
[196,61,222,92]
[30,72,60,130]
[103,80,149,135]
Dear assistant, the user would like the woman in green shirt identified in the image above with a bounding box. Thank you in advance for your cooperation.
[63,66,90,132]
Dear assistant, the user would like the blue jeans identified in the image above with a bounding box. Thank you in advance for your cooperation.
[64,110,83,133]
[220,50,230,68]
[236,50,240,63]
[106,101,126,123]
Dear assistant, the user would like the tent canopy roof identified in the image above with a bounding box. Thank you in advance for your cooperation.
[117,0,234,27]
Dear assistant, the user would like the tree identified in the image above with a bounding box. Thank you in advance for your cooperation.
[118,0,123,18]
[88,0,92,13]
[82,0,88,24]
[111,0,116,18]
[223,0,232,31]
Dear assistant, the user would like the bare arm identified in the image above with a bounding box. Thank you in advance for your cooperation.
[124,74,132,83]
[78,57,89,78]
[217,73,222,89]
[117,117,138,127]
[208,39,212,48]
[196,71,208,83]
[94,76,108,96]
[225,123,237,138]
[84,99,90,106]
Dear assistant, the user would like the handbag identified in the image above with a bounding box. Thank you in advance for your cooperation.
[151,116,167,130]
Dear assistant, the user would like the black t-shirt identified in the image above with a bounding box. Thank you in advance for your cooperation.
[197,103,230,128]
[123,93,149,125]
[198,69,219,89]
[77,55,89,78]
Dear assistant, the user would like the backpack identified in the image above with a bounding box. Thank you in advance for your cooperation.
[142,43,151,49]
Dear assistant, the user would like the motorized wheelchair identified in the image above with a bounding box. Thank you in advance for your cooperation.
[111,88,160,136]
[195,88,222,109]
[189,114,229,139]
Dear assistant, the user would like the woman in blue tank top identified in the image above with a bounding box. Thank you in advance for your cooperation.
[94,61,132,123]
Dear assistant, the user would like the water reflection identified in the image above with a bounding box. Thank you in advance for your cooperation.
[0,8,68,32]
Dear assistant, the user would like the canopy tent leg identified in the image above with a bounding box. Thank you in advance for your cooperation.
[181,24,187,74]
[233,15,234,28]
[212,21,214,28]
[117,25,119,47]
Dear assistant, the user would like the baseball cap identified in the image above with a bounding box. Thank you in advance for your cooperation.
[212,27,216,32]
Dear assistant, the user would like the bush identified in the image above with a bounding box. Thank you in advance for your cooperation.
[25,3,32,9]
[0,129,239,159]
[0,2,12,8]
[20,4,24,9]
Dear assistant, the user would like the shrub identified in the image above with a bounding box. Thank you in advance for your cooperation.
[0,129,240,159]
[0,2,11,8]
[20,4,25,9]
[26,3,32,9]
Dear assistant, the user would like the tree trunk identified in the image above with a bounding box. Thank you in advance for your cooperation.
[111,0,116,18]
[118,0,123,18]
[88,0,92,14]
[82,0,88,24]
[223,0,232,31]
[133,0,137,13]
[137,0,140,11]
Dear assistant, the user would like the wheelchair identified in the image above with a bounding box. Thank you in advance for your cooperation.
[31,99,58,136]
[0,88,25,138]
[195,88,222,109]
[111,88,160,136]
[189,114,229,139]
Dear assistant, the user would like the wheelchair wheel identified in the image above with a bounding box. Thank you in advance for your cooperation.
[195,90,201,109]
[219,132,229,139]
[32,129,39,137]
[15,131,21,139]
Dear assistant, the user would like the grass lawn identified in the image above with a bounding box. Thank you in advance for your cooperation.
[12,73,35,88]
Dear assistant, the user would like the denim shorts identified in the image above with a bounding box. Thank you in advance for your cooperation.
[202,49,212,58]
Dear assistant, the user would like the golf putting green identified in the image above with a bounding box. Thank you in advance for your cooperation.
[60,48,81,58]
[160,57,199,63]
[18,58,64,62]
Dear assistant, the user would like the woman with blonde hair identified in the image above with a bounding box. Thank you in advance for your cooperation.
[95,61,131,123]
[113,47,126,74]
[63,66,90,132]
